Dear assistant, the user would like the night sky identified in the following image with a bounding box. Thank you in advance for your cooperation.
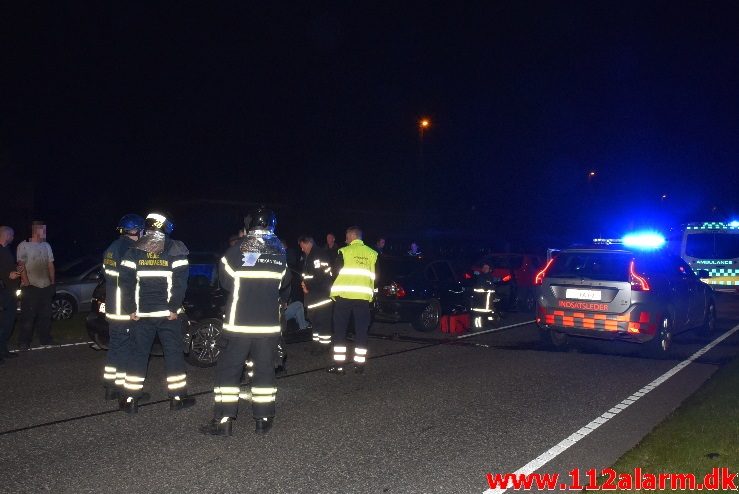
[1,2,737,256]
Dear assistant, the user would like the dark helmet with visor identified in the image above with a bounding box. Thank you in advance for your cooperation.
[144,213,174,235]
[245,207,277,233]
[117,214,145,235]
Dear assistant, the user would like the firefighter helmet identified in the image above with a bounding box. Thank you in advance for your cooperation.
[144,213,174,235]
[117,214,145,235]
[245,207,277,233]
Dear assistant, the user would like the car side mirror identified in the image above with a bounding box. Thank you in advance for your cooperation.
[696,269,710,279]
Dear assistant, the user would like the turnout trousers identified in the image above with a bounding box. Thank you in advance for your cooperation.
[124,317,188,398]
[308,302,333,346]
[213,332,278,420]
[103,320,133,390]
[332,297,371,365]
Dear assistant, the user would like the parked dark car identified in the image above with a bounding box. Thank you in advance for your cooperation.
[373,255,470,332]
[535,246,716,357]
[86,253,228,366]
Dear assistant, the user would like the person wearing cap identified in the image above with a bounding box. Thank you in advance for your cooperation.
[119,213,195,413]
[101,214,144,401]
[200,208,290,436]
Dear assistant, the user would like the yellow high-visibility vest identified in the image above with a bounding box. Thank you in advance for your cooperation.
[330,239,378,301]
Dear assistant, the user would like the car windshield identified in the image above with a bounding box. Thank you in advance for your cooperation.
[547,251,632,281]
[376,257,422,281]
[685,233,739,260]
[57,257,99,277]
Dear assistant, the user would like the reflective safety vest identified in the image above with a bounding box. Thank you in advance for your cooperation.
[330,239,378,301]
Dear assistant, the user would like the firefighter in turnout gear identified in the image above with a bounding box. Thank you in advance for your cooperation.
[298,236,333,353]
[328,226,377,374]
[101,214,144,401]
[470,263,500,329]
[200,208,290,436]
[119,213,195,413]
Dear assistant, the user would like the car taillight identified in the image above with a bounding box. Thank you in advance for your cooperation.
[629,260,650,291]
[464,272,472,280]
[534,258,555,285]
[501,274,512,283]
[382,282,406,298]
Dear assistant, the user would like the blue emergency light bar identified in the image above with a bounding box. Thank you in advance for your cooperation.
[730,220,739,228]
[622,231,666,250]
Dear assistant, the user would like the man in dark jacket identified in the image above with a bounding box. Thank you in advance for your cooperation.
[298,235,333,354]
[101,214,144,400]
[0,226,20,363]
[119,213,195,413]
[200,208,289,436]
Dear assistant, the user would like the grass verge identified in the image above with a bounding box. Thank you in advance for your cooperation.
[604,354,739,492]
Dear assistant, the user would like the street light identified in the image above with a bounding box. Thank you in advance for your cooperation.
[418,118,431,171]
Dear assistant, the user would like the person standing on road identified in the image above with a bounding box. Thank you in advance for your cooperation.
[100,214,144,401]
[0,226,21,363]
[325,232,339,265]
[328,226,377,375]
[470,263,500,330]
[298,235,334,354]
[16,221,55,350]
[200,208,290,436]
[119,213,195,413]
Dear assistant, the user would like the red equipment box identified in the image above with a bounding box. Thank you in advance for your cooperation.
[440,313,470,334]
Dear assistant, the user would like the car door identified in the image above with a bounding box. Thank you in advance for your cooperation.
[79,265,103,312]
[429,261,467,312]
[678,260,708,328]
[664,257,692,331]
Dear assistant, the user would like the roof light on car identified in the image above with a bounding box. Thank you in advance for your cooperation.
[534,258,554,285]
[622,231,665,250]
[729,220,739,228]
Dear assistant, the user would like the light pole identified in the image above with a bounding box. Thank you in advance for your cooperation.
[418,118,430,171]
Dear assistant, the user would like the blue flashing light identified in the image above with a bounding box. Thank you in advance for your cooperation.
[622,231,666,250]
[729,220,739,228]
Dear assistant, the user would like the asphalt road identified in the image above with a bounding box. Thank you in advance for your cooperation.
[1,293,737,494]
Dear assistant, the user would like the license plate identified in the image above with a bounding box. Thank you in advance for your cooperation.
[565,289,601,301]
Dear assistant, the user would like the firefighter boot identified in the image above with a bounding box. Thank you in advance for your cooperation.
[170,395,196,411]
[200,417,233,437]
[121,396,139,415]
[326,364,346,375]
[254,417,274,434]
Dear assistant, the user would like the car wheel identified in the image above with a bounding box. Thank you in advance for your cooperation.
[649,312,674,358]
[51,295,76,320]
[540,328,568,350]
[186,318,222,367]
[700,301,717,339]
[412,300,441,332]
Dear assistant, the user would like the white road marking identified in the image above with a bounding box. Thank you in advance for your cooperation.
[483,322,739,494]
[456,320,535,340]
[24,341,95,351]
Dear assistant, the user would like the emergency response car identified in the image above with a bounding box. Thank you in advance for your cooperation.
[535,234,716,357]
